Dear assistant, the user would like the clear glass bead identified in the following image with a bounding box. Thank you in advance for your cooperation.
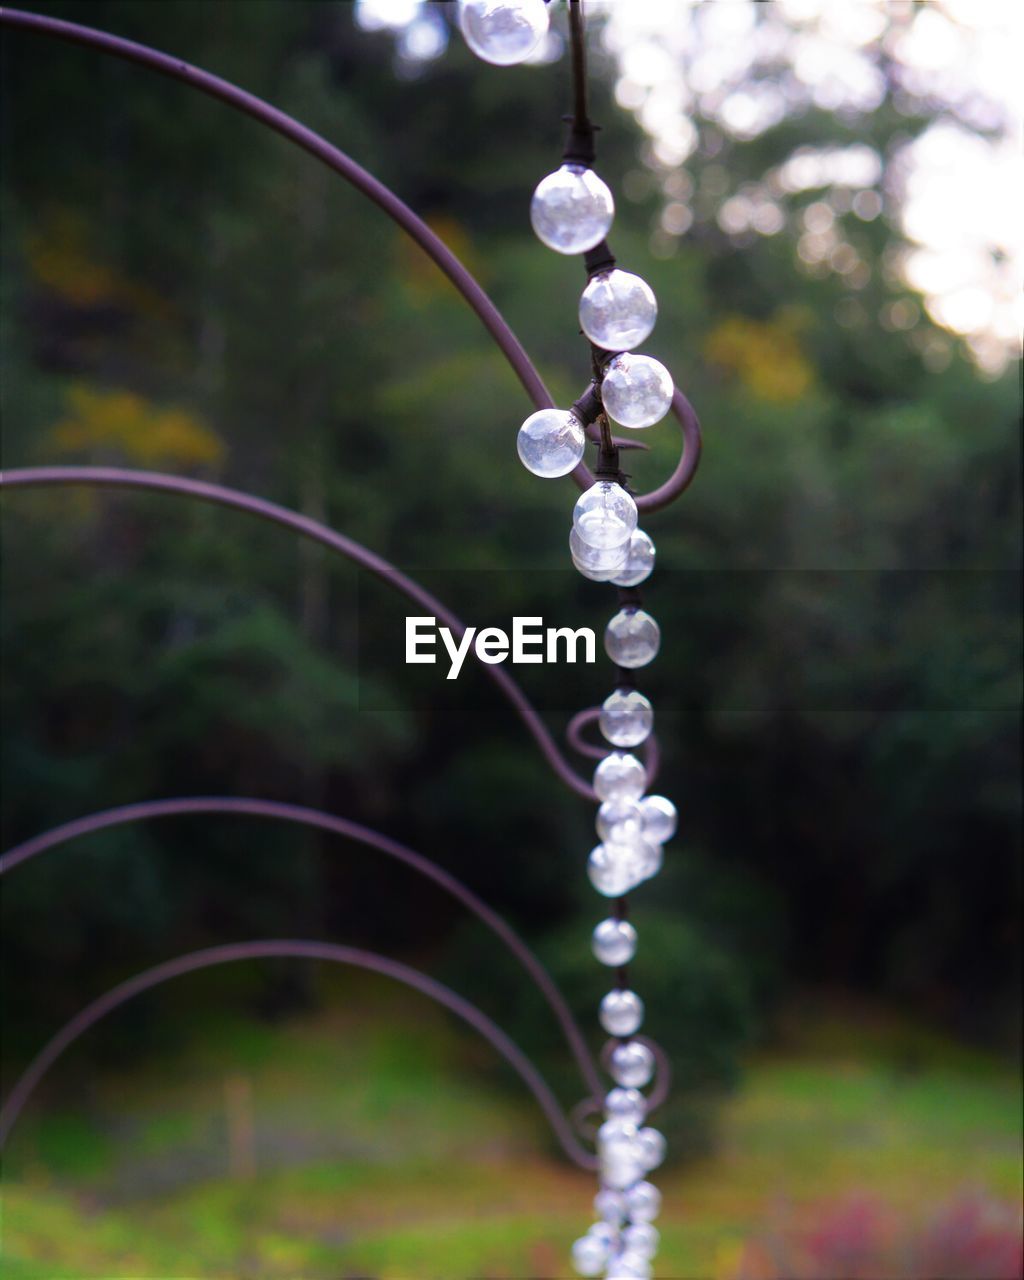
[573,481,637,550]
[531,164,614,254]
[598,1120,643,1194]
[605,607,661,669]
[458,0,548,65]
[594,1186,627,1225]
[600,353,674,429]
[608,1249,653,1279]
[600,689,653,748]
[609,1040,655,1088]
[571,1232,608,1277]
[601,1146,645,1191]
[593,752,646,802]
[587,842,644,898]
[589,1220,618,1250]
[636,1126,666,1171]
[572,555,620,583]
[623,1222,660,1260]
[598,1117,637,1153]
[596,797,644,844]
[569,528,627,578]
[640,794,677,845]
[610,529,656,588]
[605,1086,646,1125]
[600,988,645,1036]
[579,269,658,351]
[592,917,638,967]
[625,1180,662,1222]
[517,408,585,478]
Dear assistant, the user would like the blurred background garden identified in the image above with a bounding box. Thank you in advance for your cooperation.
[1,1,1021,1275]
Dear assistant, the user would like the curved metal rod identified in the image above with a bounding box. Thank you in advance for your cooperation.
[0,6,700,512]
[572,1036,671,1142]
[567,706,658,789]
[568,707,613,762]
[600,1034,672,1115]
[0,795,604,1104]
[567,708,662,792]
[0,465,609,799]
[0,939,599,1169]
[645,387,703,514]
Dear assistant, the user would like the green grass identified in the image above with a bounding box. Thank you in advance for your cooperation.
[1,982,1020,1278]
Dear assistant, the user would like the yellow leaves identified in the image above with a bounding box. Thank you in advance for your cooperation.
[50,385,225,469]
[25,209,162,315]
[705,313,815,403]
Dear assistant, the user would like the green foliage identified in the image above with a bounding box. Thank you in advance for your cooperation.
[1,992,1019,1277]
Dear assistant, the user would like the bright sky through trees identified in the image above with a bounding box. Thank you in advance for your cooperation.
[355,0,1023,374]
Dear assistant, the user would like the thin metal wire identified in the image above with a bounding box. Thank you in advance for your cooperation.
[568,1,590,131]
[0,795,604,1104]
[0,5,700,513]
[0,465,611,799]
[0,940,599,1169]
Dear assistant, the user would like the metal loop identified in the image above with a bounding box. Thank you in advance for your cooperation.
[566,708,661,791]
[598,1033,671,1117]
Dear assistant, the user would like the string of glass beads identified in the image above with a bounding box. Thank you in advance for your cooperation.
[459,4,680,1275]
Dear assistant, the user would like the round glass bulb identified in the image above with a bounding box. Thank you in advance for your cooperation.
[572,554,620,583]
[598,1121,644,1190]
[594,752,646,802]
[596,797,644,844]
[640,794,677,845]
[571,1233,608,1277]
[458,0,548,65]
[609,1040,655,1088]
[602,1153,646,1193]
[610,529,656,589]
[531,164,614,254]
[588,1220,618,1252]
[605,607,661,669]
[594,1186,627,1225]
[601,353,674,429]
[600,988,645,1036]
[598,1116,638,1154]
[605,1086,646,1125]
[609,1249,654,1279]
[579,269,657,351]
[636,1126,667,1171]
[517,408,585,478]
[569,528,627,576]
[625,1180,662,1223]
[592,917,638,967]
[600,689,654,748]
[623,1222,660,1260]
[587,841,644,898]
[573,481,637,550]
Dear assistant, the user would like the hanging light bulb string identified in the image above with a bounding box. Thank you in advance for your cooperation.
[457,2,688,1275]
